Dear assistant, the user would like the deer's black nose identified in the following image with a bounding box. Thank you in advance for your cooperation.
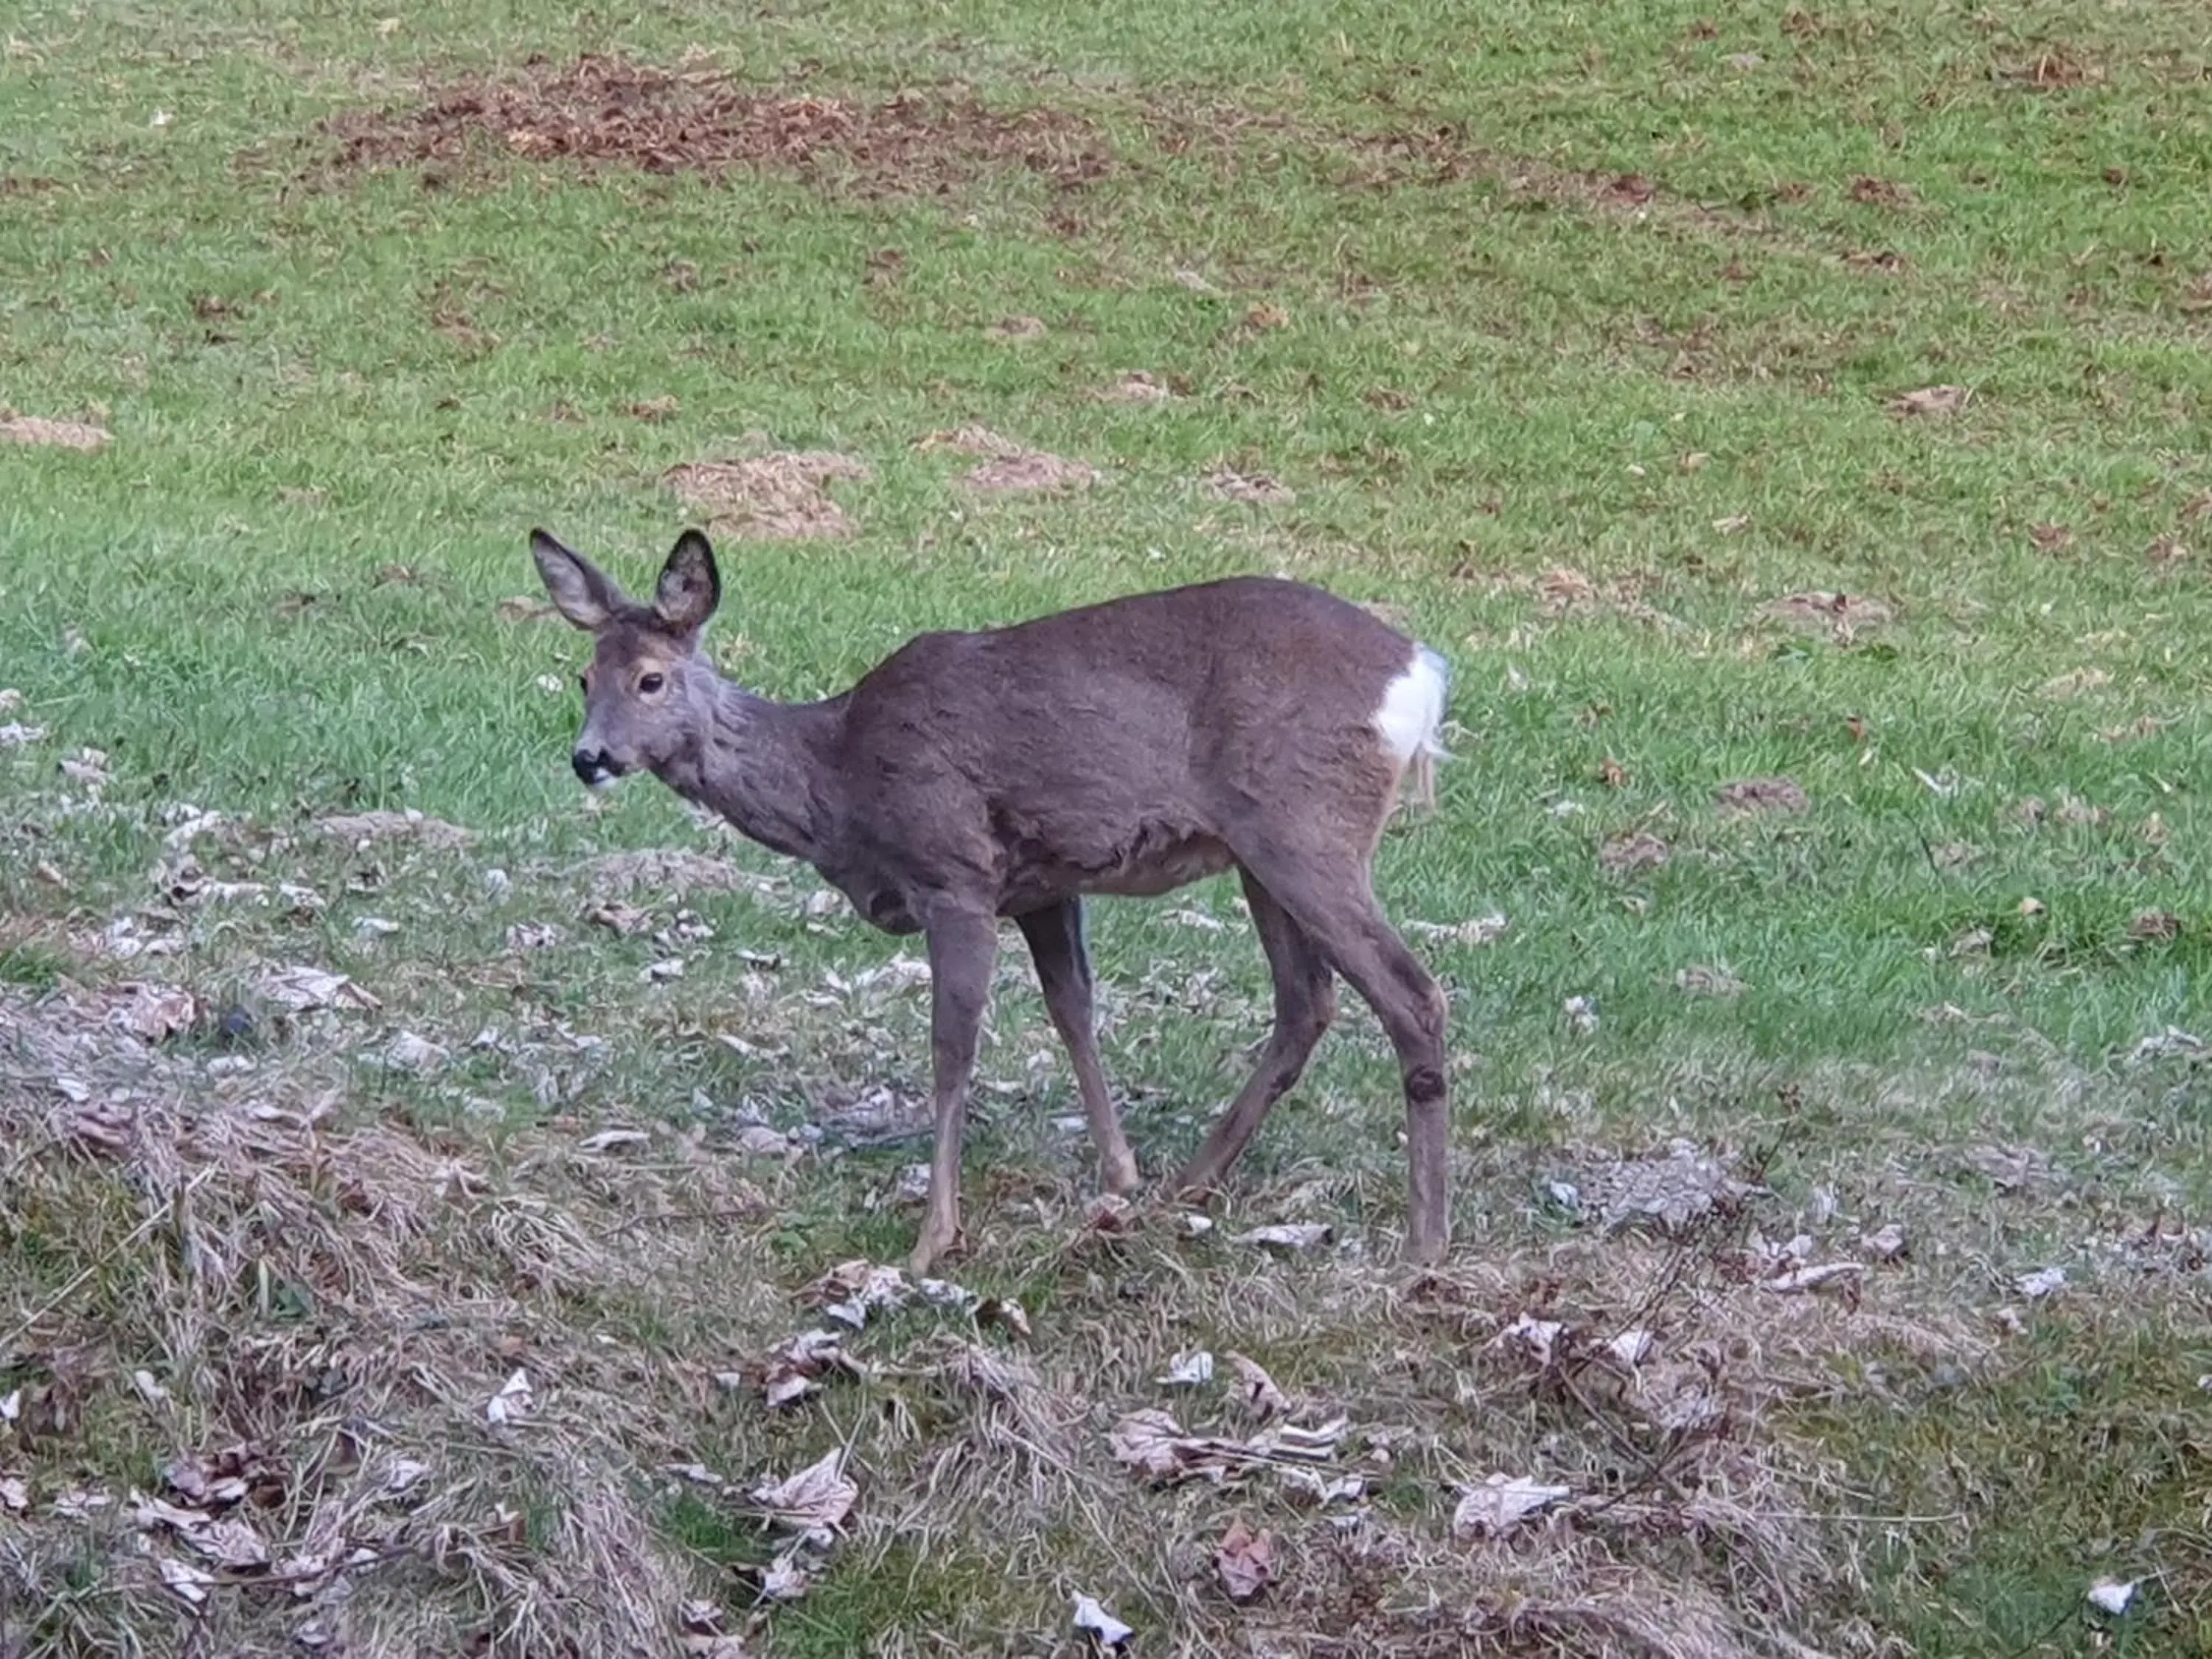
[573,748,613,785]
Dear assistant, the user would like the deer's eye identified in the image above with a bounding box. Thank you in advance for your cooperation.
[638,672,667,695]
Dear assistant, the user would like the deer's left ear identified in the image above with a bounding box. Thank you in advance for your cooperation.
[531,529,625,631]
[653,529,720,636]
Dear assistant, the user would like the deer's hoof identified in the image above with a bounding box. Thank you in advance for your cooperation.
[909,1226,965,1276]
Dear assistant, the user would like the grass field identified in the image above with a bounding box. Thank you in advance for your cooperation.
[3,1,2210,1653]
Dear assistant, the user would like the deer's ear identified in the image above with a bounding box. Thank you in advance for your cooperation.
[653,529,720,636]
[530,529,623,631]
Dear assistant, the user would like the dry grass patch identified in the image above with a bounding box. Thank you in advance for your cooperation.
[917,425,1101,493]
[1,411,110,451]
[321,55,1110,196]
[665,453,873,541]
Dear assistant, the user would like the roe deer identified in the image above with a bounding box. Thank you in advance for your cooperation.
[531,526,1454,1272]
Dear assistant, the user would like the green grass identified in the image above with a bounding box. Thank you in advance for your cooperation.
[3,1,2211,1654]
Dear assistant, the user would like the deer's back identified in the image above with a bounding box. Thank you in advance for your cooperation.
[827,577,1426,915]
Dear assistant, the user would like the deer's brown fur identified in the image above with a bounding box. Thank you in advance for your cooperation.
[532,527,1453,1270]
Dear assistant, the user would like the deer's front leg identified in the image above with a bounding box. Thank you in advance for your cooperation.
[913,907,998,1273]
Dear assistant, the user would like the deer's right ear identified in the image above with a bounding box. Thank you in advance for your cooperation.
[530,529,621,631]
[653,529,721,636]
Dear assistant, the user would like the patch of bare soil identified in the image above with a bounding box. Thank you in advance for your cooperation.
[1715,776,1811,817]
[321,55,1111,196]
[1,411,110,451]
[664,451,872,540]
[918,425,1099,493]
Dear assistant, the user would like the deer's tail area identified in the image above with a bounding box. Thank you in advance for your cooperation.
[1376,643,1454,815]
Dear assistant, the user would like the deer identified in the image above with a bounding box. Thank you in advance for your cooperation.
[529,526,1455,1273]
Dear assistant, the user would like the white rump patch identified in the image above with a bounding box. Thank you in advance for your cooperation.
[1373,644,1453,808]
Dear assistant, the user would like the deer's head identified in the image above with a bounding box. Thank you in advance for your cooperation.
[530,527,722,788]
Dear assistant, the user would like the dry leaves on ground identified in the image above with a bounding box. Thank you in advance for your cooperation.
[1214,1519,1274,1601]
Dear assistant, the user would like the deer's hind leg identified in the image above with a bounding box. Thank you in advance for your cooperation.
[1227,841,1451,1263]
[1170,868,1337,1200]
[1016,900,1139,1195]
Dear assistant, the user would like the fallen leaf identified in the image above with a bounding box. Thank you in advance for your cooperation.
[1764,1262,1865,1293]
[577,1127,651,1155]
[1073,1592,1134,1646]
[1453,1472,1571,1539]
[154,1554,215,1607]
[1157,1350,1214,1387]
[1885,384,1970,417]
[984,314,1047,342]
[1224,1352,1289,1420]
[2016,1266,2066,1298]
[1500,1314,1565,1366]
[485,1369,533,1425]
[1863,1223,1907,1260]
[1215,1519,1275,1601]
[1229,1222,1332,1253]
[760,1329,857,1408]
[1562,995,1599,1034]
[976,1297,1032,1340]
[112,983,198,1043]
[0,721,47,747]
[584,901,649,935]
[748,1450,856,1534]
[1244,302,1290,330]
[1674,964,1745,996]
[2028,523,2076,553]
[380,1031,446,1072]
[2087,1579,2138,1616]
[0,1476,27,1513]
[256,965,380,1012]
[1597,757,1629,787]
[803,1259,911,1329]
[759,1548,811,1601]
[1606,1329,1655,1366]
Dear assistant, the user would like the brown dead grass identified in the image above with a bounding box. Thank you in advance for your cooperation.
[0,985,782,1658]
[917,425,1101,493]
[665,451,872,540]
[1,411,111,451]
[321,55,1110,196]
[0,956,2062,1658]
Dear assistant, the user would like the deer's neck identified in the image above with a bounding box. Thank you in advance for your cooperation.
[656,678,844,865]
